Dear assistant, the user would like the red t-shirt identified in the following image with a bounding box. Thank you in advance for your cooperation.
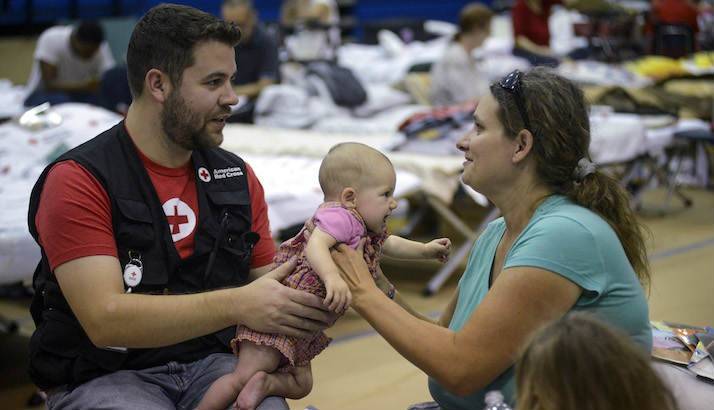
[652,0,699,33]
[512,0,562,47]
[35,149,276,271]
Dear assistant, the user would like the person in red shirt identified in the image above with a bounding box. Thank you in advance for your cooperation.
[511,0,563,66]
[29,4,333,409]
[652,0,699,34]
[648,0,700,55]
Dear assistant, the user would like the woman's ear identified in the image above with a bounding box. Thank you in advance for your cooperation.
[513,128,534,164]
[340,187,357,208]
[145,69,170,103]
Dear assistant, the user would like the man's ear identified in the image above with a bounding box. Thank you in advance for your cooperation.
[513,128,534,164]
[340,187,357,208]
[145,69,170,103]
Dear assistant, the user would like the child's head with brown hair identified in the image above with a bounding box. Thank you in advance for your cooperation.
[454,3,493,48]
[319,142,397,232]
[516,313,677,410]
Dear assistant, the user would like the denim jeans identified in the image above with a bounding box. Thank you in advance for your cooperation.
[45,353,288,410]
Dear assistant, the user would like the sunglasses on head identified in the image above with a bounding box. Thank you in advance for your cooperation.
[498,70,532,133]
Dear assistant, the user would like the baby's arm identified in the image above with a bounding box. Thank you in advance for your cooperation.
[305,228,352,312]
[382,235,451,262]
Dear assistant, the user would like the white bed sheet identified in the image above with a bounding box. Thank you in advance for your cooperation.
[221,123,465,204]
[0,79,27,119]
[0,103,123,285]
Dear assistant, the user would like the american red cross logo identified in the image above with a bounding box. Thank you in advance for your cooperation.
[162,198,196,242]
[198,167,211,182]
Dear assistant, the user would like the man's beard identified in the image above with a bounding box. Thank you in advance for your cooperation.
[161,91,223,151]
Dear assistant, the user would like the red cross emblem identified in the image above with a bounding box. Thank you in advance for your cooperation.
[198,167,211,182]
[166,205,189,234]
[163,198,197,242]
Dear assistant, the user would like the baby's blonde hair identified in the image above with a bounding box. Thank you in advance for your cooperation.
[319,142,393,200]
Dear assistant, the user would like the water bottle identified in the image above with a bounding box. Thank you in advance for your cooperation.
[482,390,512,410]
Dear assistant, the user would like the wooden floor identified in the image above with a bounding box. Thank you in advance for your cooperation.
[1,187,712,410]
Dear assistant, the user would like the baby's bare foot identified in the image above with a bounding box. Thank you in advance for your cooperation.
[235,371,270,410]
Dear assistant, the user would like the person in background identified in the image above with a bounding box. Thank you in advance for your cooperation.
[331,67,652,409]
[280,0,341,62]
[652,0,699,35]
[221,0,280,123]
[648,0,700,54]
[516,313,678,410]
[430,3,494,106]
[511,0,564,66]
[280,0,340,28]
[24,21,115,107]
[27,5,332,409]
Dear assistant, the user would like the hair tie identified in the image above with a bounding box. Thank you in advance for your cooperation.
[573,158,597,182]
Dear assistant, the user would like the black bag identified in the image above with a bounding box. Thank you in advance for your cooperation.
[306,62,367,108]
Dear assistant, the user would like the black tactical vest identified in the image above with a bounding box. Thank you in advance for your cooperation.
[27,122,259,389]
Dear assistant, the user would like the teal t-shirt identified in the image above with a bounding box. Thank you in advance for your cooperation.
[429,195,651,409]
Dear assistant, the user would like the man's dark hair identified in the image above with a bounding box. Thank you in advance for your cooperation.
[126,3,242,98]
[74,21,104,45]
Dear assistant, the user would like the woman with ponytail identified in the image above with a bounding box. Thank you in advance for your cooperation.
[330,67,652,409]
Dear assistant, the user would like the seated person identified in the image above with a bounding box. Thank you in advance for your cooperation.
[281,0,340,27]
[280,0,341,61]
[648,0,700,54]
[27,5,331,409]
[24,21,115,107]
[511,0,563,66]
[652,0,699,34]
[516,313,677,410]
[222,0,280,123]
[197,142,451,410]
[430,3,493,106]
[331,68,652,408]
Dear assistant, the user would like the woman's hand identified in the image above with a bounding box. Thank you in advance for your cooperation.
[330,240,380,308]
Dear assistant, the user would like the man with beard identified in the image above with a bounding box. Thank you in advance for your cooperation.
[26,4,331,409]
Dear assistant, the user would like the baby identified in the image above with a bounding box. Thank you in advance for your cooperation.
[198,142,451,410]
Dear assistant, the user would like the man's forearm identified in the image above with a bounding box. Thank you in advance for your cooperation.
[45,79,99,94]
[91,287,240,348]
[515,36,553,56]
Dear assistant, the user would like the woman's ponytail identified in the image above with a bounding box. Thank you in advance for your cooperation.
[567,171,651,289]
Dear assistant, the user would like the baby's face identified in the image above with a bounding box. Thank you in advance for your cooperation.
[355,165,397,233]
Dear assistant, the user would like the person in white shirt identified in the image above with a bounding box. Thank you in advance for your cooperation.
[24,21,115,107]
[429,4,493,107]
[280,0,341,61]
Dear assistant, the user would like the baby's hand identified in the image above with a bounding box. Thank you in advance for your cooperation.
[323,276,352,313]
[423,238,452,263]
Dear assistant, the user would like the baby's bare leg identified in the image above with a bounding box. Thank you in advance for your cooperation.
[197,342,282,410]
[236,364,314,410]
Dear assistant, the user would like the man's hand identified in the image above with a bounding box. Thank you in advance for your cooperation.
[234,259,335,338]
[423,238,452,263]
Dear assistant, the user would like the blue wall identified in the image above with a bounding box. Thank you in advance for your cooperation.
[1,0,492,35]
